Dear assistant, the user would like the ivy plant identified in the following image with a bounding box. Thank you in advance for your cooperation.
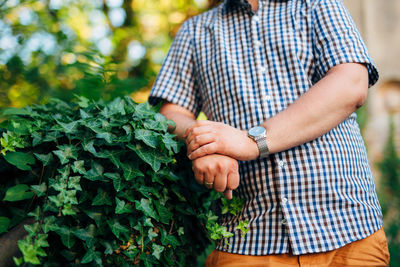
[0,96,248,266]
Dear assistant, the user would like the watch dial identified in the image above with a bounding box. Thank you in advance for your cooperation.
[249,126,265,137]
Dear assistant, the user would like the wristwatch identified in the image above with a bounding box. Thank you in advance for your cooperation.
[248,126,270,158]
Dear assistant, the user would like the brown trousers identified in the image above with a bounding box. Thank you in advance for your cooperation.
[205,228,390,267]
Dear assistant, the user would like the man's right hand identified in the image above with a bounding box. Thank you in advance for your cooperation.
[191,154,240,199]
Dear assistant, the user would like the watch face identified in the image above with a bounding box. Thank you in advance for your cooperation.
[249,126,266,137]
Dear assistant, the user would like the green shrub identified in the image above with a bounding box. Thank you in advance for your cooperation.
[378,118,400,265]
[0,96,246,266]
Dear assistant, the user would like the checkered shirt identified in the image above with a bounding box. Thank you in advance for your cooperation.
[148,0,383,255]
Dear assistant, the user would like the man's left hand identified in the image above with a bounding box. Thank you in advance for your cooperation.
[184,120,259,161]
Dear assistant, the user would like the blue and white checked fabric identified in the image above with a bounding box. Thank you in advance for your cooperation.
[148,0,382,256]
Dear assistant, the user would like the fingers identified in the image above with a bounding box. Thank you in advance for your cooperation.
[193,169,204,185]
[188,142,218,160]
[224,189,233,200]
[186,133,215,155]
[213,169,227,193]
[204,175,215,189]
[226,170,240,190]
[184,120,210,139]
[192,155,240,198]
[185,126,212,145]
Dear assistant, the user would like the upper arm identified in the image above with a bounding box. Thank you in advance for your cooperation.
[148,19,203,117]
[312,0,379,88]
[159,101,196,120]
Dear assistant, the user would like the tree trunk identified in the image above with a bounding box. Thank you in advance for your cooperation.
[0,218,34,267]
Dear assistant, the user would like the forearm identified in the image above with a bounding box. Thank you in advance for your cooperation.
[159,102,197,141]
[262,63,368,154]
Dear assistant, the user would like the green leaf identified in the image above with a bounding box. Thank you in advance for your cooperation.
[139,253,158,267]
[105,172,126,192]
[0,216,11,234]
[68,176,82,191]
[235,220,250,238]
[13,256,23,266]
[71,160,86,174]
[83,209,103,227]
[92,188,112,206]
[127,144,171,172]
[115,197,133,214]
[155,201,172,224]
[2,107,30,116]
[162,133,180,153]
[36,233,49,248]
[31,132,42,147]
[96,132,114,144]
[107,219,129,239]
[31,183,47,197]
[56,120,79,134]
[75,94,90,108]
[152,243,164,260]
[53,145,79,164]
[3,184,34,201]
[4,152,36,171]
[134,102,154,119]
[81,248,101,264]
[42,216,58,233]
[135,198,158,220]
[18,238,41,264]
[82,139,97,155]
[121,162,144,181]
[73,224,96,248]
[33,152,53,166]
[160,229,180,249]
[84,161,106,182]
[62,203,77,215]
[148,228,158,240]
[109,97,126,115]
[96,150,123,168]
[43,131,60,142]
[134,129,158,148]
[54,226,76,248]
[48,193,64,207]
[27,206,41,220]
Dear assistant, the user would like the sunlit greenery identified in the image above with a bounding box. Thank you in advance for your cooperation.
[0,0,211,107]
[1,0,398,265]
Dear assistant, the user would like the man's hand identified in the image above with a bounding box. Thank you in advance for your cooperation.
[184,120,259,161]
[192,154,240,199]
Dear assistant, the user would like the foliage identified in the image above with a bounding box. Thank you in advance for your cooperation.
[0,96,247,266]
[0,0,213,108]
[378,118,400,266]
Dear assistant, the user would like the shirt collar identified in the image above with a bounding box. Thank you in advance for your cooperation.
[225,0,289,15]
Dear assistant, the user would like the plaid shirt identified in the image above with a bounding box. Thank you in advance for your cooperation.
[148,0,383,255]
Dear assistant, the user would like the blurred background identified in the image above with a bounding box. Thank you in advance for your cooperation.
[0,0,399,265]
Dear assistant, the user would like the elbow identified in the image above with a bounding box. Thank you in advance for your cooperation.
[330,63,369,110]
[352,67,369,109]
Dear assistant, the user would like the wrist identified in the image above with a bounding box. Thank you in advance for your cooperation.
[242,130,260,160]
[247,125,270,159]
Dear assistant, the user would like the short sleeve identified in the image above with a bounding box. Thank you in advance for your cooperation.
[312,0,379,87]
[148,20,202,116]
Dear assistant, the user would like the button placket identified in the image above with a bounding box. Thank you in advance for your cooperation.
[250,2,269,118]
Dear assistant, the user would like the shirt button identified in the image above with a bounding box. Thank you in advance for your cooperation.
[281,218,287,225]
[260,66,266,73]
[278,160,286,168]
[282,197,288,204]
[265,95,271,101]
[252,15,260,22]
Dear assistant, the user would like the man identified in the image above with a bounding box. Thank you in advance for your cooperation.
[148,0,390,265]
